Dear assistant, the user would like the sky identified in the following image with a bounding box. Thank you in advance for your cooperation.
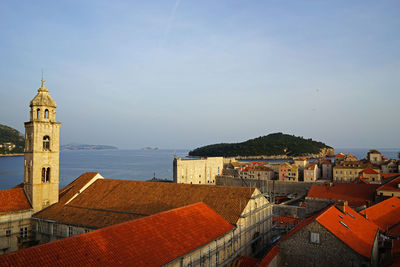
[0,0,399,150]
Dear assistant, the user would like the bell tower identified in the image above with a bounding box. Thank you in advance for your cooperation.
[24,77,61,212]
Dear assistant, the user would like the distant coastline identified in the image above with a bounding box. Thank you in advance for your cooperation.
[61,144,118,151]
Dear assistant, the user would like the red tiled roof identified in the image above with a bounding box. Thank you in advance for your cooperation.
[58,172,101,204]
[307,183,379,207]
[377,177,400,193]
[34,175,256,228]
[0,188,31,212]
[335,153,345,158]
[316,205,378,259]
[322,160,332,165]
[360,168,379,174]
[258,246,280,267]
[359,197,400,234]
[0,202,234,266]
[232,256,258,267]
[381,173,400,181]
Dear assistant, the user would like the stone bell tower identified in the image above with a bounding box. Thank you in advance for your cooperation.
[24,78,61,212]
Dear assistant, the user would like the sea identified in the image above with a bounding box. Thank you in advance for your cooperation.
[0,148,398,190]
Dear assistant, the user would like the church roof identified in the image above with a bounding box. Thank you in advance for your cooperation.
[0,202,234,267]
[0,188,31,212]
[33,173,258,228]
[29,79,56,108]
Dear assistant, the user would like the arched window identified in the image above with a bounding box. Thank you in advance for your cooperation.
[42,168,46,183]
[37,109,41,119]
[43,136,50,151]
[42,167,50,183]
[45,109,49,119]
[46,168,50,182]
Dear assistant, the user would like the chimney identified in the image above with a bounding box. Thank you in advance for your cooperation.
[335,200,348,213]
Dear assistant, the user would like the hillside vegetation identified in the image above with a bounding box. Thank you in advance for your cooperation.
[189,133,332,157]
[0,124,25,154]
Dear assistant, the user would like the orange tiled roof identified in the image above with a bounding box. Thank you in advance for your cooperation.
[0,188,31,212]
[34,174,256,228]
[307,183,379,207]
[381,173,400,181]
[0,202,234,267]
[258,246,280,267]
[359,197,400,234]
[335,153,345,158]
[322,160,332,165]
[360,168,379,174]
[316,205,379,259]
[377,177,400,193]
[58,172,101,204]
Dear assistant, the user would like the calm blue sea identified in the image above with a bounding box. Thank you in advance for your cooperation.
[0,149,189,190]
[0,148,398,190]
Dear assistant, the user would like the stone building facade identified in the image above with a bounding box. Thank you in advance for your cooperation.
[304,164,319,182]
[278,163,298,182]
[23,78,61,212]
[279,205,379,267]
[0,79,60,255]
[333,161,379,182]
[173,157,224,185]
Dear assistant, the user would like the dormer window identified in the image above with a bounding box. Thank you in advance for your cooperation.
[45,109,49,119]
[43,136,50,151]
[37,108,41,119]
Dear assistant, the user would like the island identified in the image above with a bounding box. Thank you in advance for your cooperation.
[188,132,334,158]
[0,124,25,156]
[61,143,118,150]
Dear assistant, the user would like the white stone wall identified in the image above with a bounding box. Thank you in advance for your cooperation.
[174,157,224,185]
[0,210,33,255]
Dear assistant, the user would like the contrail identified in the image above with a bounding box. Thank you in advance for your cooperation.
[161,0,182,46]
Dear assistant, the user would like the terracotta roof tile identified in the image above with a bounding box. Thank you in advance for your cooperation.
[0,202,234,266]
[316,205,379,259]
[377,177,400,193]
[259,246,280,267]
[58,172,101,204]
[0,188,31,212]
[307,183,378,207]
[34,176,257,228]
[360,168,379,174]
[359,197,400,234]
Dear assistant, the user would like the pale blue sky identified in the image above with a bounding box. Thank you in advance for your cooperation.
[0,0,399,149]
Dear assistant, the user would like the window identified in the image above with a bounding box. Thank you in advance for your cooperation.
[310,232,320,244]
[37,108,40,119]
[68,226,73,237]
[20,227,28,238]
[46,167,50,182]
[45,109,49,119]
[5,230,11,237]
[43,136,50,151]
[42,167,50,182]
[84,229,90,233]
[53,224,58,235]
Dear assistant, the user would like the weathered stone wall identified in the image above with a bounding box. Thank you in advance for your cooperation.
[216,177,315,197]
[173,157,224,185]
[0,210,33,255]
[279,220,372,267]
